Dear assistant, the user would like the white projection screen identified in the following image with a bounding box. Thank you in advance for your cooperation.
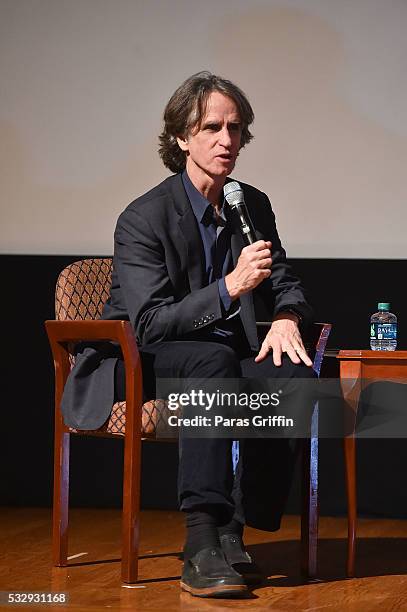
[1,0,406,258]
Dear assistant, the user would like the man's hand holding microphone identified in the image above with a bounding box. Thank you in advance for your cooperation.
[224,182,312,368]
[225,240,272,300]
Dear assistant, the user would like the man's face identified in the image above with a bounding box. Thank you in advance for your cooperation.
[177,91,242,182]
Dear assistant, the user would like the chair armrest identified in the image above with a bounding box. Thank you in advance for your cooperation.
[45,319,136,344]
[45,320,143,433]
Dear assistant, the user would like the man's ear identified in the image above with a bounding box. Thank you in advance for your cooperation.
[176,135,189,152]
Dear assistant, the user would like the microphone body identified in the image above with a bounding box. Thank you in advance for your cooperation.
[223,181,257,246]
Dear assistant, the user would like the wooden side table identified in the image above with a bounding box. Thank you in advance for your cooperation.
[337,350,407,577]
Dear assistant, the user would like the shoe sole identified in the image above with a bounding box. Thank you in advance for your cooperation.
[180,581,248,598]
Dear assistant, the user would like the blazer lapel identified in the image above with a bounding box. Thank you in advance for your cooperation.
[178,209,206,291]
[170,174,206,291]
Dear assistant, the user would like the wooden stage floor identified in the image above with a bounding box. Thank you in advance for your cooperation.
[1,508,407,611]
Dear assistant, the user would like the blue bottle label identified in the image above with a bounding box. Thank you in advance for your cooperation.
[370,323,397,340]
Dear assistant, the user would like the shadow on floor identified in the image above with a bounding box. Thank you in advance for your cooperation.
[247,537,407,585]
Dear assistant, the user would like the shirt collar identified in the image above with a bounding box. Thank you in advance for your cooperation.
[182,170,211,223]
[182,169,227,225]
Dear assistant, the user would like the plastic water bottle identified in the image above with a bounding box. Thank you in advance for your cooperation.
[370,303,397,351]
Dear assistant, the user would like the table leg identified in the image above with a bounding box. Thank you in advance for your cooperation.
[344,435,356,577]
[339,361,362,578]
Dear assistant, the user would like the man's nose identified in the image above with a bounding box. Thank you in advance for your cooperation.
[219,126,232,147]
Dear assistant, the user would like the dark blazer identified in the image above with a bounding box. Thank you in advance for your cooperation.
[61,173,312,430]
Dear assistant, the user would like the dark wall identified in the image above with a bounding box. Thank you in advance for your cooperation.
[1,254,407,517]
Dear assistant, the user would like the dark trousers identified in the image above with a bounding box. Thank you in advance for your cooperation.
[115,340,316,531]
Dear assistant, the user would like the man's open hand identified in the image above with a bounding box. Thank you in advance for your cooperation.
[255,313,313,367]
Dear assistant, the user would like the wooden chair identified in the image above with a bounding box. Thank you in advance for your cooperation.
[45,258,331,583]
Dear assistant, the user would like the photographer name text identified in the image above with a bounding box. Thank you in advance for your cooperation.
[167,415,293,428]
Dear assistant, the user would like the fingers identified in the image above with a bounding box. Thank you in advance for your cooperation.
[254,338,272,363]
[295,347,313,367]
[230,241,273,299]
[242,241,272,266]
[255,339,283,366]
[255,338,313,367]
[284,341,313,366]
[290,338,313,366]
[272,344,283,367]
[254,340,271,363]
[246,240,271,252]
[285,345,302,365]
[257,255,272,269]
[244,242,272,272]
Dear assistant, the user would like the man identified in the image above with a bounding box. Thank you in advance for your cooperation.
[62,72,315,598]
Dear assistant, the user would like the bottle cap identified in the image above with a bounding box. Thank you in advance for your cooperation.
[378,302,390,310]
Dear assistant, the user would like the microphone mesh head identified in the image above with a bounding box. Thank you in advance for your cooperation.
[223,181,244,207]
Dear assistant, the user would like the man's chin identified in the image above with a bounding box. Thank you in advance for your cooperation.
[212,161,236,178]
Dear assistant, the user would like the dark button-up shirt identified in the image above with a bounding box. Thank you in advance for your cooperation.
[182,170,242,339]
[182,170,233,310]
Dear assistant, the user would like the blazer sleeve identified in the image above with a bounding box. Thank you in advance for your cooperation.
[254,191,313,324]
[113,207,223,346]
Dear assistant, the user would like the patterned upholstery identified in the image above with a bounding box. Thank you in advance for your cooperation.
[56,259,173,438]
[69,399,174,438]
[56,259,112,321]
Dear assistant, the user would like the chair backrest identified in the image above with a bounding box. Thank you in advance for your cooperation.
[56,258,112,321]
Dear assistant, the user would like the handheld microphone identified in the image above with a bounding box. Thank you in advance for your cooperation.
[223,181,257,246]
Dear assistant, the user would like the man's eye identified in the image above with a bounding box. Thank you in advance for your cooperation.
[229,124,241,132]
[206,124,219,131]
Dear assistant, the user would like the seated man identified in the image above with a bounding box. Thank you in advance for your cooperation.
[62,71,315,598]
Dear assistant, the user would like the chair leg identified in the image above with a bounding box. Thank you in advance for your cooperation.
[300,402,319,579]
[344,436,357,577]
[52,430,70,567]
[300,437,319,579]
[121,431,142,583]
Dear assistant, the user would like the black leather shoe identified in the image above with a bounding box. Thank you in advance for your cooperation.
[220,534,265,585]
[180,546,248,598]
